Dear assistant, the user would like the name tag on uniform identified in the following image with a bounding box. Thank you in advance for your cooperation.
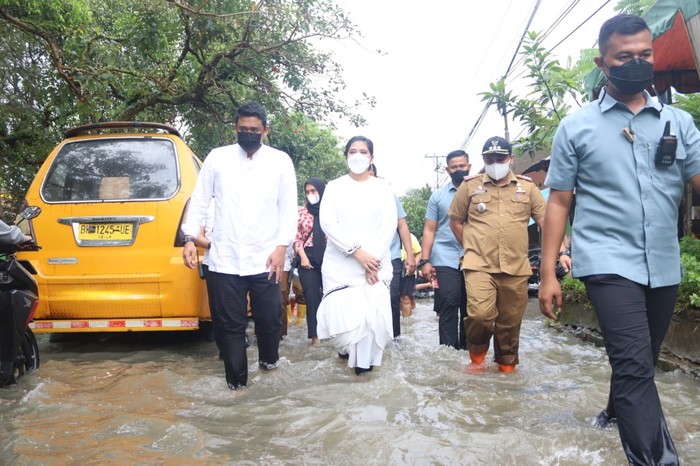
[472,186,487,195]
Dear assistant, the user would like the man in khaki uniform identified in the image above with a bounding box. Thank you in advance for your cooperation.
[448,136,545,372]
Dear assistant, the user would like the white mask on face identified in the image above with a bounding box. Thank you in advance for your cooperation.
[347,153,370,175]
[485,162,511,181]
[306,193,320,205]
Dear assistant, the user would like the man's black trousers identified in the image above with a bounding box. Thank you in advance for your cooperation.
[298,247,323,339]
[390,258,403,337]
[206,271,282,388]
[434,266,467,350]
[584,274,678,466]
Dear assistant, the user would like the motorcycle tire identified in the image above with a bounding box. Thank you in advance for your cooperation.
[11,328,40,384]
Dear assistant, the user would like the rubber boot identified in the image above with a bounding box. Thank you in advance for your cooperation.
[286,304,294,327]
[296,303,307,326]
[469,352,487,365]
[498,364,516,373]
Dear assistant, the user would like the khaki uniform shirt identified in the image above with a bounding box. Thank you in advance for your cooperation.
[448,171,545,276]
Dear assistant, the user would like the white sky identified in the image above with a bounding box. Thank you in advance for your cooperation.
[326,0,618,194]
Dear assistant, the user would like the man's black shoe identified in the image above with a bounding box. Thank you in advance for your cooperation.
[354,366,373,375]
[258,360,280,371]
[338,352,350,360]
[593,408,617,428]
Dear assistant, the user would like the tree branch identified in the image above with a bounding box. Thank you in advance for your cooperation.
[0,6,84,101]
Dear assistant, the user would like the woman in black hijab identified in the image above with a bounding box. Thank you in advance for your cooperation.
[293,177,326,344]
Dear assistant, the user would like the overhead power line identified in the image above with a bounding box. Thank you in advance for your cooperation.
[460,0,542,150]
[460,0,614,151]
[550,0,613,52]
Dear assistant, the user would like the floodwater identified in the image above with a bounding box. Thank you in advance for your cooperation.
[1,298,699,465]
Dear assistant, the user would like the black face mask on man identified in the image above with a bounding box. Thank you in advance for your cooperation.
[237,132,262,152]
[605,58,654,95]
[450,169,470,186]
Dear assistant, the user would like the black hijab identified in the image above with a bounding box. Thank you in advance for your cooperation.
[305,177,326,264]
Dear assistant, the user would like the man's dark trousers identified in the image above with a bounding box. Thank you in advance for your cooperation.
[298,248,323,340]
[390,258,403,337]
[584,274,679,466]
[434,266,467,350]
[207,271,282,388]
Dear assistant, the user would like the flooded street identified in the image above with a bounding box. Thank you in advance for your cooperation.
[1,298,699,465]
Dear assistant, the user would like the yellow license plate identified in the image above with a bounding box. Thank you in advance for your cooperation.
[78,223,133,241]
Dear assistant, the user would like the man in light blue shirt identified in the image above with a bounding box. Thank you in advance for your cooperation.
[370,164,416,338]
[389,194,416,338]
[419,150,470,349]
[539,15,700,465]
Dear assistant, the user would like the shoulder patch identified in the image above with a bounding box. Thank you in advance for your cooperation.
[464,174,481,181]
[515,174,533,182]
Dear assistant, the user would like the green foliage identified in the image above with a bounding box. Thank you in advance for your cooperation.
[558,238,700,313]
[559,275,591,308]
[678,236,700,312]
[614,0,655,16]
[681,235,700,257]
[0,0,371,209]
[266,112,346,202]
[480,31,587,160]
[675,94,700,128]
[400,185,433,243]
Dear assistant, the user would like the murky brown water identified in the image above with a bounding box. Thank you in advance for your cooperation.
[1,298,699,465]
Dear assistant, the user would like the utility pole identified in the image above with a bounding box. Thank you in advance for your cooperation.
[425,153,443,189]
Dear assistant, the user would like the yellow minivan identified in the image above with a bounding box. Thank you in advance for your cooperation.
[18,122,210,333]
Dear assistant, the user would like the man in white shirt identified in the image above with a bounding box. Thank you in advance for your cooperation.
[182,102,298,390]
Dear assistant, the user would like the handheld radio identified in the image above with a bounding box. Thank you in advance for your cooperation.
[655,121,677,167]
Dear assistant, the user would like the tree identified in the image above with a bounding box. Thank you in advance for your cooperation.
[266,112,347,202]
[400,185,433,243]
[478,0,658,161]
[614,0,656,16]
[675,94,700,128]
[0,0,371,208]
[480,31,588,159]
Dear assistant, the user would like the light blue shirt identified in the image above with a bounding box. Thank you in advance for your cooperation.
[546,90,700,288]
[390,195,406,260]
[425,182,463,269]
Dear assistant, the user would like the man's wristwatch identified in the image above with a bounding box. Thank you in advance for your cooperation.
[184,236,196,245]
[418,259,430,268]
[344,243,361,256]
[558,250,571,257]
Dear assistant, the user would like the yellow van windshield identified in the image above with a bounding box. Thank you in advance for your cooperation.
[41,138,179,202]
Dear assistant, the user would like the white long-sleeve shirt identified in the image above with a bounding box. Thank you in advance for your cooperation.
[183,143,298,275]
[320,175,397,288]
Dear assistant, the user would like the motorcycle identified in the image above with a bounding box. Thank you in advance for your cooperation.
[0,206,42,386]
[528,247,568,296]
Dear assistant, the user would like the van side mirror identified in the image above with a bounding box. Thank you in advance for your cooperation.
[19,206,41,222]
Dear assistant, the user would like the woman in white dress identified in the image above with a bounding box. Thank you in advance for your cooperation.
[316,136,397,375]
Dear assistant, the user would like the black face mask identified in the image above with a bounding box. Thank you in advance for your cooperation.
[237,132,262,152]
[605,58,653,95]
[450,169,470,186]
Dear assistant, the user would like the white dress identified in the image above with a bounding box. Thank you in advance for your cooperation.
[316,175,397,369]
